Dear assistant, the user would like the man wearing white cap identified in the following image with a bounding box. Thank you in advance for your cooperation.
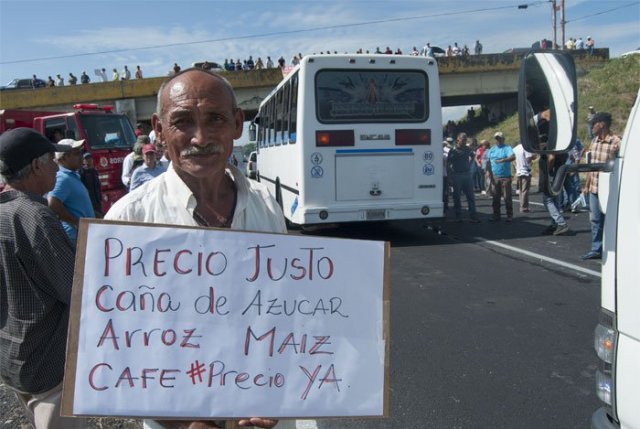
[47,138,95,245]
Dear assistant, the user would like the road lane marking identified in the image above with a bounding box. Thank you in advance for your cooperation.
[477,238,602,278]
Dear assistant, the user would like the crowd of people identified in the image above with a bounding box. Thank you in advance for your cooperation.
[441,105,617,262]
[28,65,146,88]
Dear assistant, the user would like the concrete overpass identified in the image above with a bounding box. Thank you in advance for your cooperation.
[0,49,609,122]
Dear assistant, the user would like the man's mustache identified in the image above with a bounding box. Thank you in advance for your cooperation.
[180,144,225,157]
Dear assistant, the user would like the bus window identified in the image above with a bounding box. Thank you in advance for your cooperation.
[268,98,275,146]
[289,72,298,143]
[274,90,282,145]
[281,81,290,144]
[315,69,429,123]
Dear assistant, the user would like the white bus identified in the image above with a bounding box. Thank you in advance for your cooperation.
[249,54,444,226]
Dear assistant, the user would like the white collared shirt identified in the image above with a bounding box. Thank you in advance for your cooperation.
[105,164,287,234]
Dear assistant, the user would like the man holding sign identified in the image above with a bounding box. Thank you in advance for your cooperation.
[105,68,285,428]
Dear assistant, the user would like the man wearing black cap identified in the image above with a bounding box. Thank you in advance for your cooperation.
[582,112,620,260]
[0,128,89,428]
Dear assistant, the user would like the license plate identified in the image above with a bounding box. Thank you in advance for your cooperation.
[366,209,386,220]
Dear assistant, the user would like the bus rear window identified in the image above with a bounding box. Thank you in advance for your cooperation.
[315,69,428,123]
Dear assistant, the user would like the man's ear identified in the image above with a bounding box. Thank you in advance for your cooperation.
[233,108,245,140]
[151,113,163,143]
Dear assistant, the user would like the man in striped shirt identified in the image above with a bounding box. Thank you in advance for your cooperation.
[582,112,620,260]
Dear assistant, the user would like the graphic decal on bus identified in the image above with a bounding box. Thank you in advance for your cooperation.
[423,164,435,176]
[311,152,323,165]
[316,70,428,123]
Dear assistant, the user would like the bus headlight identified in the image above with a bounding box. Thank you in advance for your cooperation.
[421,206,430,215]
[594,324,616,363]
[319,210,329,220]
[593,309,617,416]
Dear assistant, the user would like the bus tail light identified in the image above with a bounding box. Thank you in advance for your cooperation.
[396,129,431,145]
[316,130,354,147]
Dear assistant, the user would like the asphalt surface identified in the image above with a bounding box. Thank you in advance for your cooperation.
[1,191,602,429]
[298,192,601,429]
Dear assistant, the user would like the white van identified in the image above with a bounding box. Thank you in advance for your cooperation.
[518,52,640,429]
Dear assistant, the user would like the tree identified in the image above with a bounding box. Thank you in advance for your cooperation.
[243,143,256,157]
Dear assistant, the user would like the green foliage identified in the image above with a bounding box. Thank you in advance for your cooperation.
[243,143,256,156]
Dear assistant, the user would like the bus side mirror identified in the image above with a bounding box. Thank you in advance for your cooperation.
[248,122,257,143]
[518,52,577,154]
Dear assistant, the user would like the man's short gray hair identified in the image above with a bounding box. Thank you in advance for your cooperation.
[155,68,238,119]
[0,152,50,184]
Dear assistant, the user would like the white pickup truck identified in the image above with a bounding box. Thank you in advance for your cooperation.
[518,52,640,429]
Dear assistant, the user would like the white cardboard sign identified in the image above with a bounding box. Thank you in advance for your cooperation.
[63,220,389,419]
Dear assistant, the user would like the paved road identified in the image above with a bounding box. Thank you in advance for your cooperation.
[294,193,601,429]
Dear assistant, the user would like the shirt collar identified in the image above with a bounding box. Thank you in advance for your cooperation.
[0,188,48,206]
[165,163,249,224]
[58,165,80,177]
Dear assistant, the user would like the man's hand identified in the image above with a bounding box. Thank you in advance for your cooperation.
[238,418,278,428]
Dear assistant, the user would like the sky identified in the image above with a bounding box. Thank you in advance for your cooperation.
[1,0,639,137]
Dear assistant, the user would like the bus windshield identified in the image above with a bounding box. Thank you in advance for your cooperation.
[315,69,429,123]
[80,114,136,150]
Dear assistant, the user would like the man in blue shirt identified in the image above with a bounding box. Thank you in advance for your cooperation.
[47,138,95,245]
[487,132,515,222]
[130,143,166,191]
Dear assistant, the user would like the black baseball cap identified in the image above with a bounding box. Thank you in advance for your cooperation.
[591,112,612,126]
[0,127,73,175]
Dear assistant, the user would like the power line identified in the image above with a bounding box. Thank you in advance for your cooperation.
[0,2,548,65]
[566,1,639,23]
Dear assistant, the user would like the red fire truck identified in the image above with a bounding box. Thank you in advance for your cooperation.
[0,104,135,212]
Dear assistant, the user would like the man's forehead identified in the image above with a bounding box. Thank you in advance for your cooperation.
[164,73,230,104]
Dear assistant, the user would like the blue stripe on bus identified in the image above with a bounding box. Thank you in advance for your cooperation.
[335,148,413,154]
